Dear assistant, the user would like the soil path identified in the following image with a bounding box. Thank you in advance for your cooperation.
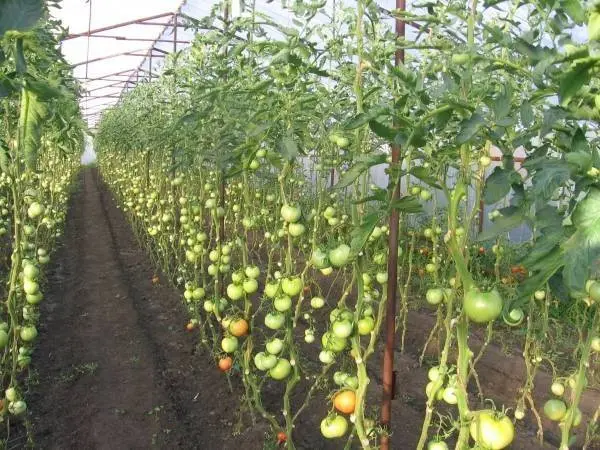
[29,169,261,449]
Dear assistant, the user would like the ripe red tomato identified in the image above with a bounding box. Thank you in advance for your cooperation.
[218,356,233,372]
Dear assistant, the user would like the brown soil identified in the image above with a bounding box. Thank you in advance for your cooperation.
[21,168,597,449]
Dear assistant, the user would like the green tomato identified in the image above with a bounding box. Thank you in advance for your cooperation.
[221,336,238,353]
[264,281,280,298]
[227,283,244,301]
[280,204,301,223]
[357,316,375,335]
[428,366,441,382]
[192,287,205,300]
[587,281,600,302]
[328,244,351,268]
[426,288,444,306]
[464,288,503,324]
[243,278,258,294]
[332,319,353,339]
[311,248,330,269]
[266,338,284,355]
[23,279,39,295]
[27,202,45,219]
[281,277,302,296]
[551,381,565,396]
[288,222,305,237]
[23,264,39,280]
[265,312,285,330]
[245,265,260,279]
[321,332,347,352]
[320,414,348,439]
[310,296,325,309]
[592,336,600,352]
[0,329,8,349]
[344,375,359,389]
[274,295,292,312]
[333,371,348,386]
[544,399,567,421]
[376,272,388,284]
[269,358,291,380]
[427,441,448,450]
[20,326,38,342]
[319,350,335,364]
[469,410,515,450]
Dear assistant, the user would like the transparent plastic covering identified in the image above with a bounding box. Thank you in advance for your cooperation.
[54,0,404,128]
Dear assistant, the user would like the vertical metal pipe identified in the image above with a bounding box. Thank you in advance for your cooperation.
[173,14,178,53]
[380,0,406,449]
[218,1,229,298]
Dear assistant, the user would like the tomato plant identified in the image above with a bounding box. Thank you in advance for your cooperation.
[93,0,600,449]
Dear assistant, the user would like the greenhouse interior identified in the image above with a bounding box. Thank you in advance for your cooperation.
[0,0,599,449]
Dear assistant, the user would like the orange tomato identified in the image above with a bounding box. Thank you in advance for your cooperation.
[185,322,196,332]
[276,431,287,443]
[218,356,233,372]
[333,390,356,414]
[229,318,249,337]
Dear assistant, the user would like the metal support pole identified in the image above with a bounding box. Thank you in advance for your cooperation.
[218,2,229,299]
[380,0,406,448]
[173,14,178,53]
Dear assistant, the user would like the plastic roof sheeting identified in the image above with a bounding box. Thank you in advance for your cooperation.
[55,0,401,128]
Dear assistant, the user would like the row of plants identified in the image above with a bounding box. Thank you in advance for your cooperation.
[0,0,85,444]
[96,0,600,449]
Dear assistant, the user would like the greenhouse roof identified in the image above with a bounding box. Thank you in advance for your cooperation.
[55,0,402,129]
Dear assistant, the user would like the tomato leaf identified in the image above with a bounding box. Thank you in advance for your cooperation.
[389,196,423,214]
[368,120,396,140]
[344,107,390,130]
[558,57,597,106]
[483,167,518,204]
[350,213,380,256]
[563,188,600,293]
[562,0,586,24]
[477,208,526,241]
[333,154,387,190]
[279,136,299,161]
[410,166,442,189]
[456,112,485,144]
[520,101,534,127]
[527,159,571,201]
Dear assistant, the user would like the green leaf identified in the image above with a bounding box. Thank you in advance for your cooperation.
[410,166,442,189]
[483,167,516,204]
[559,57,597,106]
[389,196,423,214]
[565,151,592,171]
[368,120,395,140]
[344,107,389,130]
[528,160,571,200]
[517,247,565,301]
[562,0,585,24]
[493,84,512,119]
[0,140,10,173]
[477,209,526,241]
[19,88,47,170]
[350,213,380,256]
[520,101,534,127]
[456,112,485,144]
[334,154,387,190]
[572,188,600,228]
[0,0,44,38]
[279,136,299,161]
